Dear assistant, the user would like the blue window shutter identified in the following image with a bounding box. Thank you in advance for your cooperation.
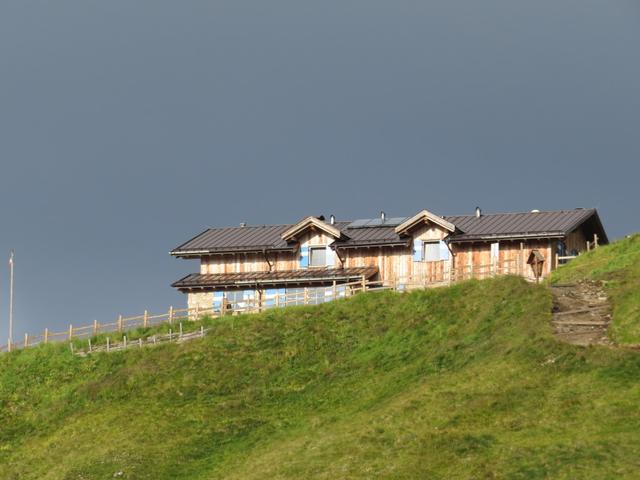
[264,289,276,307]
[299,245,309,268]
[413,239,423,262]
[213,291,224,311]
[325,246,335,266]
[439,240,450,261]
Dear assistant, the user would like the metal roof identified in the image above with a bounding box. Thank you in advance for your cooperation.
[172,266,378,290]
[171,208,606,255]
[171,224,294,255]
[444,208,607,242]
[337,226,410,248]
[346,217,408,228]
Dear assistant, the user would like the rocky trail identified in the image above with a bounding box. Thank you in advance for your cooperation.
[551,281,612,346]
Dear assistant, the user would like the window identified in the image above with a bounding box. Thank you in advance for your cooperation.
[421,240,450,262]
[225,290,254,310]
[424,242,441,262]
[309,247,327,267]
[557,240,567,257]
[213,291,224,313]
[286,288,305,306]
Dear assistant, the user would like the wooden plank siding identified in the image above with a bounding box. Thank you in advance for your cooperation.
[200,228,337,275]
[451,239,554,281]
[198,223,591,285]
[565,227,588,254]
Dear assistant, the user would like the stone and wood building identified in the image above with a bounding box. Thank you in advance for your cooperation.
[171,208,607,312]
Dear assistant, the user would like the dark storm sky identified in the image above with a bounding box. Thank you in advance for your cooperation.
[0,0,638,341]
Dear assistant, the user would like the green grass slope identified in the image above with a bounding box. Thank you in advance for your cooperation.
[1,277,639,479]
[551,234,640,344]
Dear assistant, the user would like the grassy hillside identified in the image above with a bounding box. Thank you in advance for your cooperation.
[1,277,639,479]
[551,234,640,344]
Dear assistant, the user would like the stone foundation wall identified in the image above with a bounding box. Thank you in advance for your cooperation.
[187,292,213,318]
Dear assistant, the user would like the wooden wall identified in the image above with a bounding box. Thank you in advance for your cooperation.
[565,228,587,254]
[200,228,336,274]
[342,246,410,282]
[197,222,587,283]
[200,251,298,274]
[451,238,555,280]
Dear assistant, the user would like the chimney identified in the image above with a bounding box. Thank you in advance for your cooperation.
[475,206,482,218]
[329,214,335,225]
[380,211,386,223]
[239,222,247,227]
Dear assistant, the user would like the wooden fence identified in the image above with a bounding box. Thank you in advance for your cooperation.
[74,325,210,356]
[0,259,519,354]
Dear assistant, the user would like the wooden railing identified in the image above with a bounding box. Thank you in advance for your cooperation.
[0,259,519,354]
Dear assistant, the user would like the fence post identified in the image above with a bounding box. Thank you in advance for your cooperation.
[44,328,49,344]
[179,322,183,339]
[107,337,110,352]
[139,338,143,348]
[118,315,123,332]
[200,325,204,337]
[7,338,11,353]
[143,310,148,328]
[304,288,309,305]
[88,338,92,353]
[169,306,174,325]
[24,333,29,348]
[332,280,337,300]
[361,275,366,291]
[68,324,73,340]
[93,319,98,335]
[123,336,127,349]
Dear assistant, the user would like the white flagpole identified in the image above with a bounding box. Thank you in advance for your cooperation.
[9,250,14,347]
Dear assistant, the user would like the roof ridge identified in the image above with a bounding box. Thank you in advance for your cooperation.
[205,223,293,230]
[203,209,595,230]
[445,208,594,218]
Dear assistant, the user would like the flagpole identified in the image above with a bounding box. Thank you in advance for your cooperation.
[9,250,14,348]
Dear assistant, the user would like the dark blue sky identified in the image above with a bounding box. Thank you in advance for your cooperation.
[0,0,638,341]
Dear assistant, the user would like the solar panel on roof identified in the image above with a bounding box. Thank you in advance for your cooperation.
[347,219,370,228]
[346,217,407,229]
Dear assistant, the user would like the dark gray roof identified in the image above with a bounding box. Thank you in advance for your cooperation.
[337,226,410,248]
[171,224,294,255]
[172,266,378,290]
[346,217,408,228]
[171,208,606,256]
[445,208,607,242]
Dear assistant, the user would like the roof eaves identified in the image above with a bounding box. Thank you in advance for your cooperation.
[171,245,297,257]
[449,231,567,242]
[334,240,411,249]
[170,228,213,254]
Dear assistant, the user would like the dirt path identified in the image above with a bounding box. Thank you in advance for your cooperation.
[551,281,612,346]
